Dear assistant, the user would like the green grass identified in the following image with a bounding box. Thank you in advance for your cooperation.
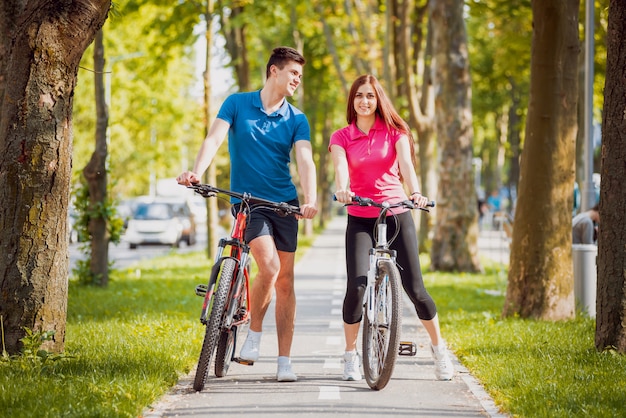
[424,258,626,418]
[1,252,210,418]
[1,251,625,417]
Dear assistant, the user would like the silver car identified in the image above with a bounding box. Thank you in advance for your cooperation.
[124,201,188,249]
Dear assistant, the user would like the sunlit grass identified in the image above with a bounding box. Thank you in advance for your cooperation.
[2,251,625,417]
[424,257,626,418]
[1,251,210,418]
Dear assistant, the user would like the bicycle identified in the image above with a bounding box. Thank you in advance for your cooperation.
[187,183,302,392]
[338,195,434,390]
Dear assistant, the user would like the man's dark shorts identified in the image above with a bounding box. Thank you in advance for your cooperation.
[232,198,299,252]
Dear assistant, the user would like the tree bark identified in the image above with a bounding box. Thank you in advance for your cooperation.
[0,0,110,354]
[428,0,481,272]
[596,0,626,352]
[503,0,579,320]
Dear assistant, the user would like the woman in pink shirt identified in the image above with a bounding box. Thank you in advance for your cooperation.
[329,75,454,382]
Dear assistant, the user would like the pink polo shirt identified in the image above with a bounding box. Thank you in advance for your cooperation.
[330,117,409,218]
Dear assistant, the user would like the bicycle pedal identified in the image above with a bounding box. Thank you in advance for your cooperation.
[233,357,254,366]
[398,341,417,356]
[195,284,208,297]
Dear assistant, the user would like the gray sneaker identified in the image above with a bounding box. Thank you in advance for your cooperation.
[342,351,361,381]
[430,343,454,380]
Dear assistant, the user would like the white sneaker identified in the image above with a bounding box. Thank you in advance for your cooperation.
[276,362,297,382]
[239,333,260,362]
[430,342,454,381]
[342,351,361,381]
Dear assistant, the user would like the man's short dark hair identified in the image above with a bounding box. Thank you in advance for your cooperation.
[266,47,305,79]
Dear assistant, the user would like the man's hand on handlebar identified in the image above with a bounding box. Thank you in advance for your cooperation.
[297,202,318,220]
[176,171,200,186]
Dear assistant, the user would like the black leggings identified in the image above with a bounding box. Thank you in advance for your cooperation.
[343,212,437,324]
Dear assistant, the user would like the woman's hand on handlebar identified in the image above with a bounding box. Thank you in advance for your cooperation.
[177,171,200,186]
[409,192,430,209]
[333,189,355,204]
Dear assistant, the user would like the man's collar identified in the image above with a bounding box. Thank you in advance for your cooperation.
[253,89,288,117]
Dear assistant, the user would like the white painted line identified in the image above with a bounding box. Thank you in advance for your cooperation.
[326,336,342,345]
[331,308,342,316]
[323,359,341,369]
[331,299,342,305]
[318,386,341,400]
[328,320,342,329]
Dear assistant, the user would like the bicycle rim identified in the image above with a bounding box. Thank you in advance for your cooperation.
[215,326,237,377]
[193,258,236,391]
[362,259,402,390]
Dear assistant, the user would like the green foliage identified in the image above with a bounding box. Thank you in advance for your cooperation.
[73,1,204,199]
[72,177,126,286]
[0,326,73,368]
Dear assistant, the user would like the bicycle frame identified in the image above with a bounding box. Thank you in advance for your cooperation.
[365,206,397,324]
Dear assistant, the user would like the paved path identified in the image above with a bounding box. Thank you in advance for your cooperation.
[144,217,509,417]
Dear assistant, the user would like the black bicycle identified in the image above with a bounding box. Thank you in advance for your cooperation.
[340,195,434,390]
[187,183,301,392]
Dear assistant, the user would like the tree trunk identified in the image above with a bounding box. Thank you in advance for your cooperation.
[219,5,250,91]
[506,81,522,204]
[204,2,219,261]
[596,0,626,352]
[503,0,579,320]
[428,0,481,272]
[396,0,437,252]
[0,1,110,354]
[82,29,110,286]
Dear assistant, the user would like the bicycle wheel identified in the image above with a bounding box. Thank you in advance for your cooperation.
[193,258,237,391]
[215,264,249,377]
[362,259,402,390]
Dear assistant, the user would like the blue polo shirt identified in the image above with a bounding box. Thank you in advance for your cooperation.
[217,90,311,203]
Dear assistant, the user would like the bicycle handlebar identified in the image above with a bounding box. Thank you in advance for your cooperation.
[187,183,302,217]
[333,195,435,211]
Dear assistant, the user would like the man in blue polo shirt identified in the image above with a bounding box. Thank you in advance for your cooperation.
[177,46,318,382]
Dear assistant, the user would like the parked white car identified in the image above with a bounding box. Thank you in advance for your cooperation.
[124,201,187,249]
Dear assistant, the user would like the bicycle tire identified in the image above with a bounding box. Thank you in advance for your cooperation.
[192,258,237,391]
[362,259,402,390]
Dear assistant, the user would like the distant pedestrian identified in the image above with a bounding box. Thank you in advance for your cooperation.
[572,204,599,244]
[487,190,501,212]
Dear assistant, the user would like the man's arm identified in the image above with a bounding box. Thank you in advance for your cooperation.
[177,119,230,185]
[294,140,318,219]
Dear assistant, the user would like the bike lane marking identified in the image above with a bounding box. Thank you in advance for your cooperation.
[317,262,346,400]
[319,385,341,400]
